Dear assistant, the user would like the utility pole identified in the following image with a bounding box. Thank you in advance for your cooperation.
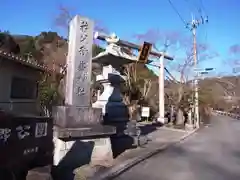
[193,24,199,128]
[187,14,208,128]
[158,42,170,124]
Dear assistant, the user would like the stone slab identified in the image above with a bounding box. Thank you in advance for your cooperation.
[52,106,103,128]
[104,121,128,137]
[53,125,116,139]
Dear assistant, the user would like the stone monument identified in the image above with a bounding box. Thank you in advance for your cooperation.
[91,33,151,154]
[52,15,116,177]
[92,34,137,134]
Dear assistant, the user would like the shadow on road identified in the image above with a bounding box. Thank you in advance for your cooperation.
[139,123,163,136]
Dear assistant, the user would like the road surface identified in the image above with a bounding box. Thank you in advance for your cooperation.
[115,116,240,180]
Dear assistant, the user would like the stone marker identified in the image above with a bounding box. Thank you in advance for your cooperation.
[52,15,115,174]
[53,15,103,128]
[65,15,93,107]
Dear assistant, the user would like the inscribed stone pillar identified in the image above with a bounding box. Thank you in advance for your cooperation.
[65,15,93,106]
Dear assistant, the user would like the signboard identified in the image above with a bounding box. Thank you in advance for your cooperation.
[141,107,150,117]
[0,112,53,169]
[138,42,152,63]
[233,67,240,74]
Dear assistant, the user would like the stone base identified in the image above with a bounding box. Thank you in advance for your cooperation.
[27,166,52,180]
[90,138,113,166]
[53,137,113,167]
[52,106,103,128]
[185,123,195,131]
[137,135,149,147]
[157,117,166,124]
[54,125,116,139]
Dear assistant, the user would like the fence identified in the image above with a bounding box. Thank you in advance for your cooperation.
[213,110,240,120]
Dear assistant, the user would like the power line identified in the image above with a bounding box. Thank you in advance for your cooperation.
[148,63,179,83]
[199,0,208,16]
[184,0,200,14]
[184,0,209,49]
[184,0,208,18]
[167,0,187,26]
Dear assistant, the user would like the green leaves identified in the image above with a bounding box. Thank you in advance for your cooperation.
[38,76,63,116]
[92,45,104,57]
[0,32,20,54]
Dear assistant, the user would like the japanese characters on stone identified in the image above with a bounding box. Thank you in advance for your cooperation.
[23,147,39,155]
[74,18,93,101]
[0,123,48,143]
[16,125,30,140]
[78,45,89,56]
[35,122,48,138]
[0,128,11,142]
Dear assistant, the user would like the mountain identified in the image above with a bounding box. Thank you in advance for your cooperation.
[0,31,106,73]
[0,31,239,112]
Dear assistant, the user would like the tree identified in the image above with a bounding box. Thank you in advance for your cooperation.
[19,36,44,62]
[54,5,109,34]
[122,62,155,120]
[134,29,219,125]
[199,75,240,112]
[0,32,20,54]
[37,32,105,116]
[34,5,109,116]
[38,74,63,116]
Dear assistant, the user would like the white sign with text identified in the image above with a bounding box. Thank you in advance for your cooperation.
[141,107,150,117]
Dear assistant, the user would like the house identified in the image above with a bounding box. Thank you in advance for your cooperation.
[0,50,48,115]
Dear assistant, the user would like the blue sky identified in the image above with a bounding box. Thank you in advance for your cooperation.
[1,0,240,78]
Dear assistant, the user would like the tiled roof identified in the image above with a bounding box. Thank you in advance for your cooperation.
[0,50,49,71]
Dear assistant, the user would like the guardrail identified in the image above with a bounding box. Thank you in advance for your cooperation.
[213,110,240,120]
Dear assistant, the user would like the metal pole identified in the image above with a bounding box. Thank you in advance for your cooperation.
[195,77,199,128]
[185,14,208,128]
[158,53,165,124]
[192,27,200,128]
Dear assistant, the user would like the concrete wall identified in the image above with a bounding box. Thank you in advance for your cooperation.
[0,57,42,115]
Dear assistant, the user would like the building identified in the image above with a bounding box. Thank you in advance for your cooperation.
[0,50,48,115]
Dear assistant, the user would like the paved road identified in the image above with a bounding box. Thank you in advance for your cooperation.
[115,116,240,180]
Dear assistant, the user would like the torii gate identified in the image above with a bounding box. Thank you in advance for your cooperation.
[94,32,174,124]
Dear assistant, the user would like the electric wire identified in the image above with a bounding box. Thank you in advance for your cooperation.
[166,0,187,26]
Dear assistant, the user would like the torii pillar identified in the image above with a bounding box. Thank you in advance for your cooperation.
[158,46,168,124]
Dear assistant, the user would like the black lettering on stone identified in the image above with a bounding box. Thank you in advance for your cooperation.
[78,45,89,56]
[79,20,88,32]
[76,87,85,95]
[78,61,87,71]
[80,33,88,42]
[76,73,88,81]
